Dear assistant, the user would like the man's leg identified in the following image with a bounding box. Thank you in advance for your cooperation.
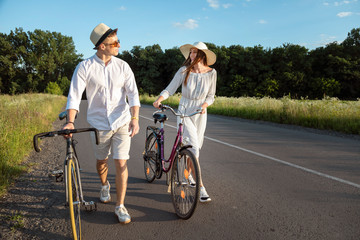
[112,123,131,223]
[97,158,109,185]
[97,158,111,203]
[114,159,131,224]
[114,159,128,206]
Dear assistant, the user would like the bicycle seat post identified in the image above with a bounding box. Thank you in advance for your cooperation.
[160,121,164,130]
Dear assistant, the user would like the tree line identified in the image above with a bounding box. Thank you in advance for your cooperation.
[0,28,82,96]
[1,27,359,100]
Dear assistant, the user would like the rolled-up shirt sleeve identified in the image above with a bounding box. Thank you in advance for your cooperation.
[66,63,86,112]
[124,62,141,107]
[204,70,217,106]
[160,67,185,100]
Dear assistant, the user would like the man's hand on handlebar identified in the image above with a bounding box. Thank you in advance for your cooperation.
[62,122,75,138]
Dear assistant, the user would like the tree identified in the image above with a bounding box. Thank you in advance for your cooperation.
[0,28,82,95]
[45,81,63,95]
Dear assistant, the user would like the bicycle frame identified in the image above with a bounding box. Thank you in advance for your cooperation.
[146,105,199,173]
[33,127,99,207]
[33,119,99,240]
[160,122,183,173]
[64,137,85,206]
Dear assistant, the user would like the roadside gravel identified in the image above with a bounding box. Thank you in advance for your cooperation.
[0,114,358,240]
[0,119,71,240]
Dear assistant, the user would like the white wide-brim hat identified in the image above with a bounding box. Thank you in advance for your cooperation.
[90,23,118,49]
[179,41,216,65]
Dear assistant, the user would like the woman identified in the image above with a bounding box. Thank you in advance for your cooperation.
[153,41,217,202]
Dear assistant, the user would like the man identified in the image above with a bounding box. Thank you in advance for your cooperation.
[63,23,140,224]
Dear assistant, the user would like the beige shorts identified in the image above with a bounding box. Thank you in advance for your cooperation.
[90,123,131,160]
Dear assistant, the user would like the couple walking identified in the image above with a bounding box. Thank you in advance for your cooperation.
[63,23,217,224]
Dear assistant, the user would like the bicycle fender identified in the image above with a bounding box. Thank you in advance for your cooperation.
[146,126,160,139]
[179,145,192,152]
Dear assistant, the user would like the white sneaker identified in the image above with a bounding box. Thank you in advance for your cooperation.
[188,174,196,187]
[100,181,111,203]
[115,206,131,224]
[182,173,196,187]
[200,186,211,203]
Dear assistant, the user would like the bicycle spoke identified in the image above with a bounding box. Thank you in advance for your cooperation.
[171,149,199,219]
[144,133,160,182]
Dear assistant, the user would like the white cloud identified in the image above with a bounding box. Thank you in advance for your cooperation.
[118,6,126,11]
[207,0,232,9]
[173,19,199,29]
[337,11,353,17]
[324,0,357,6]
[207,0,220,9]
[258,19,267,24]
[303,34,338,48]
[334,0,356,6]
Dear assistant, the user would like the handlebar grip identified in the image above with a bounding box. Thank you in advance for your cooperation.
[94,128,100,145]
[33,134,41,152]
[160,104,169,110]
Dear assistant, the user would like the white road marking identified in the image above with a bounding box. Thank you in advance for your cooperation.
[140,115,360,189]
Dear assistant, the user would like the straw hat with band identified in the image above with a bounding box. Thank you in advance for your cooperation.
[90,23,118,50]
[179,42,216,66]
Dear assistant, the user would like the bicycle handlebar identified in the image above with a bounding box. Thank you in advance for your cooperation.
[158,104,202,118]
[33,128,99,152]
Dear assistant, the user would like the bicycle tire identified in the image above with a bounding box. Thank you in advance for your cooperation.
[68,158,81,240]
[171,148,200,219]
[144,132,161,182]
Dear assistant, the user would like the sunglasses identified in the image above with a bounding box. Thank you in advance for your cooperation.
[103,39,120,48]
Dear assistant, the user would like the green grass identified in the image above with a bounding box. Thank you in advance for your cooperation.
[140,93,360,135]
[0,93,67,196]
[8,211,25,231]
[1,93,358,197]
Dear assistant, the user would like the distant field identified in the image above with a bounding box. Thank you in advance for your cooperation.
[140,93,360,135]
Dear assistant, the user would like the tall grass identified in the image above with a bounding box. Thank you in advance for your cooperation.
[0,93,67,195]
[1,93,358,195]
[140,93,360,135]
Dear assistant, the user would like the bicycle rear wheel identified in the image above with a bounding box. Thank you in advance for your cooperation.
[67,158,81,240]
[144,132,161,182]
[171,148,200,219]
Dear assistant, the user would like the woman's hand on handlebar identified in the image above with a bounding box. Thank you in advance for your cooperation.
[153,101,162,109]
[153,96,164,109]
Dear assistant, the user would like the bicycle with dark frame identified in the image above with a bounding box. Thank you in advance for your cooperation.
[33,111,99,240]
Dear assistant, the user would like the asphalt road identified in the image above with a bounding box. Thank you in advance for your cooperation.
[72,101,360,240]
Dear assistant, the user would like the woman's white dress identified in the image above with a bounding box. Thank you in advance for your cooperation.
[160,66,217,158]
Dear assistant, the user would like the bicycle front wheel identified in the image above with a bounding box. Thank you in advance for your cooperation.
[144,132,161,182]
[171,148,200,219]
[67,158,81,240]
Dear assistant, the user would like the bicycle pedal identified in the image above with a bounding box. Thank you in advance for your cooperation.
[55,176,64,182]
[83,201,97,211]
[52,169,63,175]
[48,170,64,182]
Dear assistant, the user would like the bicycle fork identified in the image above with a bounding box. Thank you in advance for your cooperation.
[64,140,97,211]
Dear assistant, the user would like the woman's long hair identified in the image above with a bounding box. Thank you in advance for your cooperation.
[182,49,208,86]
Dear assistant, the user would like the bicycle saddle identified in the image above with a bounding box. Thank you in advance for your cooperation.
[153,113,168,123]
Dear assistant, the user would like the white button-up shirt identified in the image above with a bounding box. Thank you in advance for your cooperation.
[66,54,140,130]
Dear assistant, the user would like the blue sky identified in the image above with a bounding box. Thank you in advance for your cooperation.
[0,0,359,58]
